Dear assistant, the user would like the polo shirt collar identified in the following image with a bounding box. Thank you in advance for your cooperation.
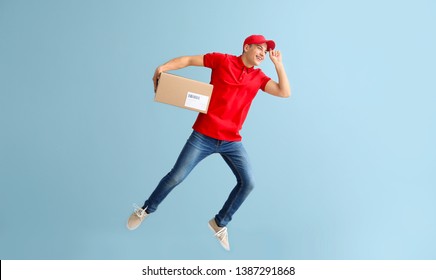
[237,55,255,73]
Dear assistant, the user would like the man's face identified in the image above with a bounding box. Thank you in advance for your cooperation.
[244,43,268,66]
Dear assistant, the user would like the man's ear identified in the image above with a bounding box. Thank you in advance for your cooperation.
[243,44,250,53]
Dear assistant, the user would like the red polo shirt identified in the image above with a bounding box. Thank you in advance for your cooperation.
[192,52,271,141]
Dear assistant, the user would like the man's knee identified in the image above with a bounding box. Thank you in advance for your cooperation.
[244,177,255,192]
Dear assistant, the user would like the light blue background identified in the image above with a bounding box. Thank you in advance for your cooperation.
[1,0,435,260]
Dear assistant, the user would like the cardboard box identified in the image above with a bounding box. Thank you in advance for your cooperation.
[154,72,213,113]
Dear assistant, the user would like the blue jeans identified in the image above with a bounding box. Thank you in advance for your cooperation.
[142,130,255,227]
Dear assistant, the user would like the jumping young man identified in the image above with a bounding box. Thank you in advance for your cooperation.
[127,34,291,251]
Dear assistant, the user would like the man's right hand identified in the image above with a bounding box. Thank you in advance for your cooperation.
[152,67,163,93]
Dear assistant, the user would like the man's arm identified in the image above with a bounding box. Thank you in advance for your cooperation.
[152,55,204,92]
[264,50,291,98]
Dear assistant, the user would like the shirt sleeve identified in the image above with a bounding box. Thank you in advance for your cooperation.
[260,74,271,91]
[203,52,226,69]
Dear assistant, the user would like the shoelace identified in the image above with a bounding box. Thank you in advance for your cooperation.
[214,227,228,241]
[132,204,147,218]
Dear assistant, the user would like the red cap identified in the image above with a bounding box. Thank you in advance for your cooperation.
[243,34,276,51]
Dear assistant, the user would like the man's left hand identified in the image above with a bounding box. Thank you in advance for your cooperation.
[269,50,282,65]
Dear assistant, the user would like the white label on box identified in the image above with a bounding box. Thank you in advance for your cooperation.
[184,92,209,112]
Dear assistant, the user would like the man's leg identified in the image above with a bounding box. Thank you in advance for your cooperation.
[127,131,213,230]
[208,141,255,250]
[215,141,255,227]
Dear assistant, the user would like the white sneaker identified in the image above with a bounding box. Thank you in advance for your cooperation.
[208,218,230,251]
[127,205,149,230]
